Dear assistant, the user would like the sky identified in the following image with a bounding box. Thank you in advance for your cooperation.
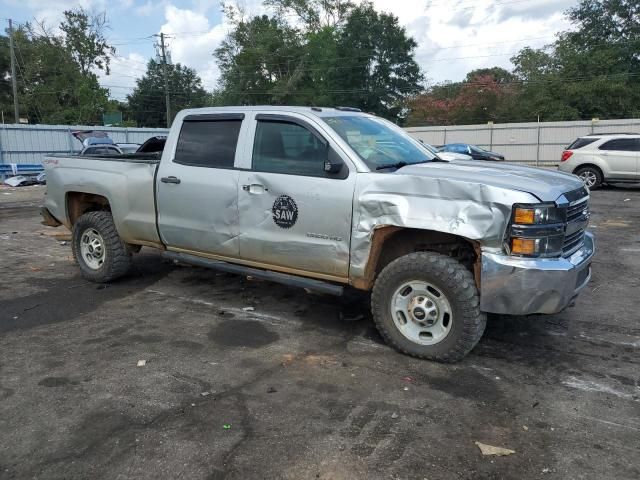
[1,0,579,100]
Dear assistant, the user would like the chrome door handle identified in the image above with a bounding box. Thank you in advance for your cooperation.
[243,184,268,193]
[161,176,181,184]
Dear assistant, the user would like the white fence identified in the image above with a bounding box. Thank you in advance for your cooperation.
[0,124,169,166]
[2,118,640,170]
[406,118,640,166]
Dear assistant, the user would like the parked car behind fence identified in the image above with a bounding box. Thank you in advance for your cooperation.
[558,133,640,188]
[438,143,505,161]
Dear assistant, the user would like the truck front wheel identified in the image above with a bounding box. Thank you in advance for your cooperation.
[72,211,132,283]
[371,252,486,363]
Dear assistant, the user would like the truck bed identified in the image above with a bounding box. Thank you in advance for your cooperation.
[43,153,162,248]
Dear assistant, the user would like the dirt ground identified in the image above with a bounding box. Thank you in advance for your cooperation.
[0,184,639,480]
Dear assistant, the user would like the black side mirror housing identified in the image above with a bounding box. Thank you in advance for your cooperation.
[324,148,345,174]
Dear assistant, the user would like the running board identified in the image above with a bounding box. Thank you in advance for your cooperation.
[163,251,344,296]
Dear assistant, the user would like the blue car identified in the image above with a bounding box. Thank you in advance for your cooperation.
[439,143,505,161]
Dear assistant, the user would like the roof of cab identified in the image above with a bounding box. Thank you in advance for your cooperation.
[177,106,369,118]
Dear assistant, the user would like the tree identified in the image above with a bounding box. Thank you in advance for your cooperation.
[213,0,423,120]
[0,10,115,125]
[214,15,304,105]
[127,60,209,127]
[263,0,354,30]
[510,0,640,120]
[8,23,110,125]
[0,34,14,122]
[331,3,423,119]
[406,68,519,126]
[60,8,115,75]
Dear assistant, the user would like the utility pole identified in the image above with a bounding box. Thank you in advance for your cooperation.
[8,19,20,123]
[158,32,171,128]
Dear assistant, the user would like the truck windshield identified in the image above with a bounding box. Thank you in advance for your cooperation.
[322,116,436,171]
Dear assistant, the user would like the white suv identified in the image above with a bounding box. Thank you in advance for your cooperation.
[558,133,640,188]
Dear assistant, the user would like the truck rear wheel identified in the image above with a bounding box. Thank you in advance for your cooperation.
[72,211,132,283]
[371,252,486,363]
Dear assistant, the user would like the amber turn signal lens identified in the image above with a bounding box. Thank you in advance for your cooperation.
[511,238,536,255]
[514,208,535,224]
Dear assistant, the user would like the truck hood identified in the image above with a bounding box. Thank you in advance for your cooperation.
[398,160,583,202]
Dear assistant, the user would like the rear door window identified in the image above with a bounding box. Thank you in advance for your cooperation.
[175,119,243,168]
[567,138,598,150]
[599,138,640,152]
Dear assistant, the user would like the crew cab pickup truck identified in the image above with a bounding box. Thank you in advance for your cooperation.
[42,107,595,362]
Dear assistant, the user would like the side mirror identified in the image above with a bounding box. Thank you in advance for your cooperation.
[324,148,344,174]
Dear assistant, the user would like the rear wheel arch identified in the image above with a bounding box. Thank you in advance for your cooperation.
[66,192,112,225]
[572,163,604,178]
[573,164,604,188]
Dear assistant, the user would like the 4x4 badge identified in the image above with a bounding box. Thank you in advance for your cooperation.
[272,195,298,229]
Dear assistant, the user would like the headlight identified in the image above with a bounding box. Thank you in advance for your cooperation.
[513,203,565,225]
[508,203,566,257]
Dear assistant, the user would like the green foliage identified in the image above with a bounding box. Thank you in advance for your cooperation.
[409,0,640,125]
[406,70,519,126]
[332,3,423,119]
[60,9,115,75]
[263,0,354,30]
[0,35,13,121]
[215,15,305,106]
[0,9,115,125]
[214,0,423,120]
[4,24,110,125]
[126,60,209,127]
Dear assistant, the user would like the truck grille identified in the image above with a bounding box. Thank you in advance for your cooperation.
[562,195,589,257]
[563,229,585,255]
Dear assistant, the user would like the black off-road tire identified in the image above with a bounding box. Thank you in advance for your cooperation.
[72,211,133,283]
[371,252,486,363]
[574,165,603,189]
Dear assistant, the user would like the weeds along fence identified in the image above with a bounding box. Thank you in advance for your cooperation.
[406,118,640,166]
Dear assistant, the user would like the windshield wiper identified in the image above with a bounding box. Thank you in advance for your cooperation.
[376,161,407,171]
[375,159,443,171]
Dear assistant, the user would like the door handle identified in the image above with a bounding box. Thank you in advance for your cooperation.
[161,176,181,184]
[242,184,268,194]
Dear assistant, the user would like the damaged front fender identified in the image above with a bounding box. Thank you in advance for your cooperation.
[349,172,538,286]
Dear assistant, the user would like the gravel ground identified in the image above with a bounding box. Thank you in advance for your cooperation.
[0,184,639,480]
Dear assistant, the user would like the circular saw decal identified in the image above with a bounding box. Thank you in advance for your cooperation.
[272,195,299,229]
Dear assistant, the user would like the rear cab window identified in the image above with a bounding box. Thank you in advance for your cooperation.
[174,115,244,168]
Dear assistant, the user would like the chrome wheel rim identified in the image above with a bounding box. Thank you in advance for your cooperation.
[80,228,106,270]
[390,280,452,346]
[579,170,597,188]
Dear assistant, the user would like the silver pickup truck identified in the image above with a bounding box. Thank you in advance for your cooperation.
[42,106,594,362]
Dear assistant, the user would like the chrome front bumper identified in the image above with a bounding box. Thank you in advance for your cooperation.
[480,232,595,315]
